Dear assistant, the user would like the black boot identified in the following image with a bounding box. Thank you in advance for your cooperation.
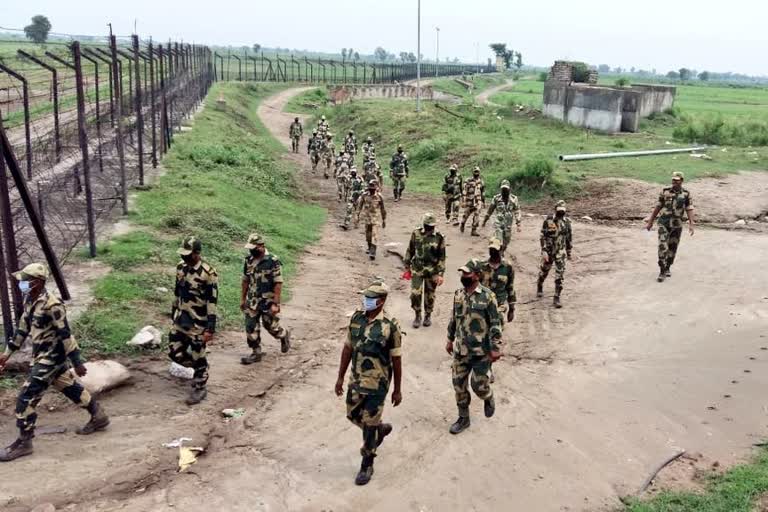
[449,415,470,435]
[0,432,33,462]
[412,312,422,329]
[553,295,562,308]
[484,397,496,418]
[554,281,563,308]
[280,330,292,353]
[186,387,207,405]
[536,278,544,298]
[377,423,393,448]
[76,402,110,435]
[422,314,432,327]
[355,454,376,485]
[460,221,466,233]
[241,348,263,365]
[369,245,377,261]
[657,265,666,282]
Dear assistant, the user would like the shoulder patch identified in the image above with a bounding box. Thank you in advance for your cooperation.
[201,262,218,276]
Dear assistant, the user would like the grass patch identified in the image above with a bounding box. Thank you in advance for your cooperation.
[72,82,325,355]
[284,87,329,114]
[431,74,509,101]
[490,78,545,109]
[624,447,768,512]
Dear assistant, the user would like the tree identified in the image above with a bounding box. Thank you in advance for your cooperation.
[679,68,692,81]
[24,15,52,44]
[613,67,623,74]
[666,70,680,80]
[354,52,360,61]
[407,52,417,63]
[570,61,590,82]
[341,48,348,61]
[514,52,523,70]
[598,64,611,73]
[698,71,710,81]
[452,57,460,64]
[374,47,388,62]
[348,48,354,60]
[489,43,507,57]
[252,43,261,53]
[614,77,630,87]
[630,66,636,73]
[399,51,408,62]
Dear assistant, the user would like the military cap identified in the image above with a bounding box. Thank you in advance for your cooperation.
[177,236,202,256]
[366,136,372,142]
[244,233,265,250]
[500,179,511,189]
[321,115,326,120]
[312,128,318,133]
[359,280,389,298]
[350,167,358,174]
[327,133,334,138]
[397,144,403,150]
[672,171,684,181]
[349,130,354,134]
[473,166,481,174]
[368,179,378,187]
[458,258,483,274]
[555,200,567,212]
[449,164,458,171]
[422,212,437,226]
[294,117,299,121]
[488,238,502,250]
[12,262,48,281]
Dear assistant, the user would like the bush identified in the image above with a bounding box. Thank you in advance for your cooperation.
[672,116,768,146]
[410,138,453,163]
[614,77,630,87]
[538,72,548,82]
[504,157,557,193]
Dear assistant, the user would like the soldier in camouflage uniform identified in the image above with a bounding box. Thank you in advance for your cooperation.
[0,263,110,462]
[537,201,573,309]
[363,157,379,189]
[289,117,303,153]
[169,237,218,405]
[482,179,522,256]
[335,151,351,202]
[342,168,365,230]
[362,136,375,160]
[317,115,329,136]
[344,130,358,163]
[356,179,387,260]
[481,238,516,384]
[446,259,502,435]
[442,164,463,225]
[335,281,402,486]
[404,213,446,329]
[323,134,336,179]
[308,129,321,171]
[645,171,695,282]
[240,234,292,365]
[389,145,409,202]
[460,168,485,236]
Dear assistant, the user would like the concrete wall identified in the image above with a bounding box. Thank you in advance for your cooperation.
[328,84,435,104]
[630,84,676,118]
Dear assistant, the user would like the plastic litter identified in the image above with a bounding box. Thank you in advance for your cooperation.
[162,437,193,449]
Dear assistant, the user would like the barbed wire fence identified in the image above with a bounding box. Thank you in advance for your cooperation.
[0,28,214,337]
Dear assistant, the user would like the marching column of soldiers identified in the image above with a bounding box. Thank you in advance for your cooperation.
[0,110,696,490]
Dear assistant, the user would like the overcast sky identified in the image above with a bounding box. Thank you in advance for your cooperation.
[3,0,766,76]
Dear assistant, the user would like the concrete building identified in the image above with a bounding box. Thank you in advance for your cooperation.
[542,61,676,133]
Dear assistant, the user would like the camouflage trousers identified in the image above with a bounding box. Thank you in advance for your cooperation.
[346,388,386,457]
[392,175,406,198]
[410,272,438,314]
[461,206,480,230]
[291,136,301,152]
[452,354,493,417]
[324,153,334,173]
[343,200,357,228]
[539,252,566,296]
[365,224,379,246]
[245,307,286,353]
[337,176,349,202]
[15,362,92,433]
[494,224,513,254]
[168,328,209,390]
[310,151,320,170]
[444,194,461,223]
[658,223,682,270]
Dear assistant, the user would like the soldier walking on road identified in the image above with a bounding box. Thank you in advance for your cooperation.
[335,281,402,486]
[390,145,409,202]
[323,134,336,178]
[344,130,358,162]
[442,164,463,225]
[357,179,387,260]
[483,179,521,256]
[289,117,303,153]
[446,259,502,435]
[0,263,110,462]
[460,167,485,236]
[342,168,365,230]
[537,201,573,308]
[362,136,376,160]
[481,239,516,383]
[404,213,446,329]
[240,234,292,365]
[308,129,321,171]
[645,171,695,282]
[317,115,329,136]
[169,237,218,405]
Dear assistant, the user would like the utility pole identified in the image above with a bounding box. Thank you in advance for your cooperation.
[435,26,440,78]
[416,0,421,113]
[475,42,480,74]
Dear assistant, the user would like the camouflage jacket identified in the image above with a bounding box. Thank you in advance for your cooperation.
[481,260,516,306]
[462,178,484,209]
[317,120,329,134]
[289,121,303,138]
[442,172,463,198]
[324,141,336,155]
[308,135,321,153]
[540,215,573,258]
[657,186,693,228]
[7,289,82,367]
[447,284,502,356]
[390,152,409,177]
[485,193,522,229]
[344,135,357,153]
[349,175,365,203]
[357,191,386,226]
[362,142,375,156]
[404,227,446,276]
[345,309,402,395]
[172,260,218,335]
[243,251,284,311]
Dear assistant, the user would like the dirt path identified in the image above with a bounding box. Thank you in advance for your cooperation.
[476,78,516,106]
[4,87,768,512]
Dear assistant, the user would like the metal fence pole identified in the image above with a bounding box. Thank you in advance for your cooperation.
[132,35,145,186]
[17,50,61,162]
[79,52,104,174]
[148,41,158,168]
[0,129,21,317]
[110,35,129,215]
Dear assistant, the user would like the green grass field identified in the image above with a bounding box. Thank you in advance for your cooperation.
[430,73,509,100]
[73,82,325,354]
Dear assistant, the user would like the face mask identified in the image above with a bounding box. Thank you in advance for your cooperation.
[460,276,474,288]
[363,297,380,312]
[18,280,30,294]
[489,249,500,261]
[501,190,510,198]
[181,254,195,265]
[556,211,565,218]
[423,225,434,233]
[250,248,265,258]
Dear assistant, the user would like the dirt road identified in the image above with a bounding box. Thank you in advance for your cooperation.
[476,78,516,106]
[3,87,768,512]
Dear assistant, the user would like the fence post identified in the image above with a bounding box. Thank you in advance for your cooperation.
[132,35,145,186]
[148,41,158,168]
[0,128,21,317]
[0,64,33,179]
[17,51,61,162]
[110,35,129,215]
[79,52,104,174]
[0,138,14,338]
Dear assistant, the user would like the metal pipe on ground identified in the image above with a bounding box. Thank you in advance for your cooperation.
[559,147,708,162]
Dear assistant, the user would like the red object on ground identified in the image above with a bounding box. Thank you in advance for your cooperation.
[401,270,412,281]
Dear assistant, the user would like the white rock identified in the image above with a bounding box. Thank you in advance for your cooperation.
[581,216,593,222]
[128,325,163,347]
[155,287,169,293]
[169,362,194,379]
[74,361,132,395]
[734,219,747,226]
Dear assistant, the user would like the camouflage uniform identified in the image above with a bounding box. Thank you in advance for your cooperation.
[335,153,351,202]
[323,136,336,178]
[481,254,516,324]
[656,183,693,274]
[404,215,446,323]
[448,261,502,420]
[168,238,218,392]
[442,167,463,225]
[289,119,303,153]
[363,159,380,188]
[317,118,329,136]
[344,133,358,161]
[537,202,572,306]
[357,185,386,259]
[242,235,290,358]
[343,172,365,229]
[308,133,321,171]
[389,148,409,201]
[483,181,522,255]
[362,140,375,160]
[7,289,91,435]
[461,175,484,235]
